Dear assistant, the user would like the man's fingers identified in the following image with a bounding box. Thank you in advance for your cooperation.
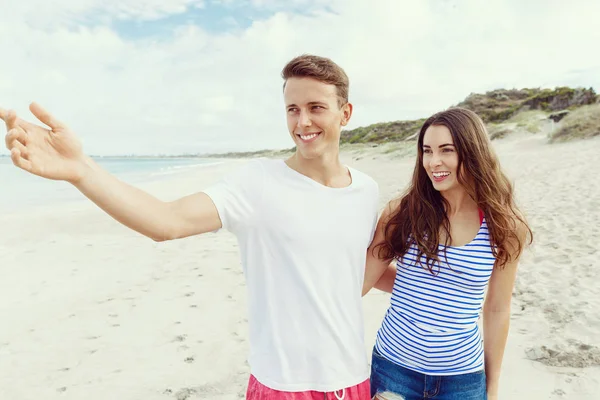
[0,109,18,132]
[10,147,33,172]
[29,102,64,130]
[5,127,28,149]
[10,139,29,160]
[1,106,51,133]
[0,107,14,124]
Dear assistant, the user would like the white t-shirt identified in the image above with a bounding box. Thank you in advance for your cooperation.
[203,158,379,392]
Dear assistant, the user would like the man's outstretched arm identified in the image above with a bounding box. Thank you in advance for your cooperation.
[74,159,222,241]
[2,102,222,242]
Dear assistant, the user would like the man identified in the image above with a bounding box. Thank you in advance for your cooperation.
[2,54,379,399]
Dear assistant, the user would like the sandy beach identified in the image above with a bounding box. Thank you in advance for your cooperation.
[1,133,599,400]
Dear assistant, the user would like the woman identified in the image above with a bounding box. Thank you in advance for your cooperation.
[363,107,532,400]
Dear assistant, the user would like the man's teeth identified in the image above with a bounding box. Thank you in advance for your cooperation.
[433,172,450,178]
[300,133,319,140]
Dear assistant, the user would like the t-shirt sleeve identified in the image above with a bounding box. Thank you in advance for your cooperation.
[368,180,380,244]
[202,159,266,234]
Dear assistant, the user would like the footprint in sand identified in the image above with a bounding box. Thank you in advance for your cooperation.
[173,387,196,400]
[543,305,573,325]
[172,379,234,400]
[173,335,187,342]
[526,342,600,368]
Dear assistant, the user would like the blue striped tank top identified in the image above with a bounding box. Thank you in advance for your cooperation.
[374,217,495,375]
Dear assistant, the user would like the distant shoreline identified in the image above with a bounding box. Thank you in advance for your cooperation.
[0,151,291,160]
[0,154,235,159]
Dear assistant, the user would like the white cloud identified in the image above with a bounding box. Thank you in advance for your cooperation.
[9,0,206,25]
[107,1,203,21]
[1,0,599,155]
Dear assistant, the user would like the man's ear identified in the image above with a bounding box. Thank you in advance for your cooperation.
[341,102,353,126]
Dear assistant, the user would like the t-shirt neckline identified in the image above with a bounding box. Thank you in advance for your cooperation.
[278,159,355,191]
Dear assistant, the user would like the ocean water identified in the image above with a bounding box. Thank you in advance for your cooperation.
[0,156,222,214]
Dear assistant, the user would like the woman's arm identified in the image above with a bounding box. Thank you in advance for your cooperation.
[373,262,397,293]
[362,200,398,296]
[483,221,528,398]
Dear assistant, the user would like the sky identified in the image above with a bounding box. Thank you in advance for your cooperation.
[0,0,598,156]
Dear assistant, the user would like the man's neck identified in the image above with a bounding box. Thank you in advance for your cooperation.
[285,151,351,188]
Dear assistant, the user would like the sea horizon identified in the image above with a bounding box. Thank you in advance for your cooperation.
[1,156,227,214]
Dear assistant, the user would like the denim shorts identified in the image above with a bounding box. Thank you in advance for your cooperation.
[370,347,487,400]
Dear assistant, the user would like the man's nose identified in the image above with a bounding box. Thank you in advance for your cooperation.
[297,109,311,127]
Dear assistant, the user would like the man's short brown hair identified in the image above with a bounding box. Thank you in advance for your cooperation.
[281,54,349,107]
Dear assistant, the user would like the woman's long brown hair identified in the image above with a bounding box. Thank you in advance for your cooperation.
[375,107,532,274]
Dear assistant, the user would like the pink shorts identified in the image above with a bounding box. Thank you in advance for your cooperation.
[245,374,371,400]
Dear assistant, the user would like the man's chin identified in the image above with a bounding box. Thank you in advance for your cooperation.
[295,146,322,160]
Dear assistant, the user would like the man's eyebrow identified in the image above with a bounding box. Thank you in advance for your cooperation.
[286,101,327,108]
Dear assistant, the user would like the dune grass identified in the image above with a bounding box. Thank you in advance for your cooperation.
[550,104,600,142]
